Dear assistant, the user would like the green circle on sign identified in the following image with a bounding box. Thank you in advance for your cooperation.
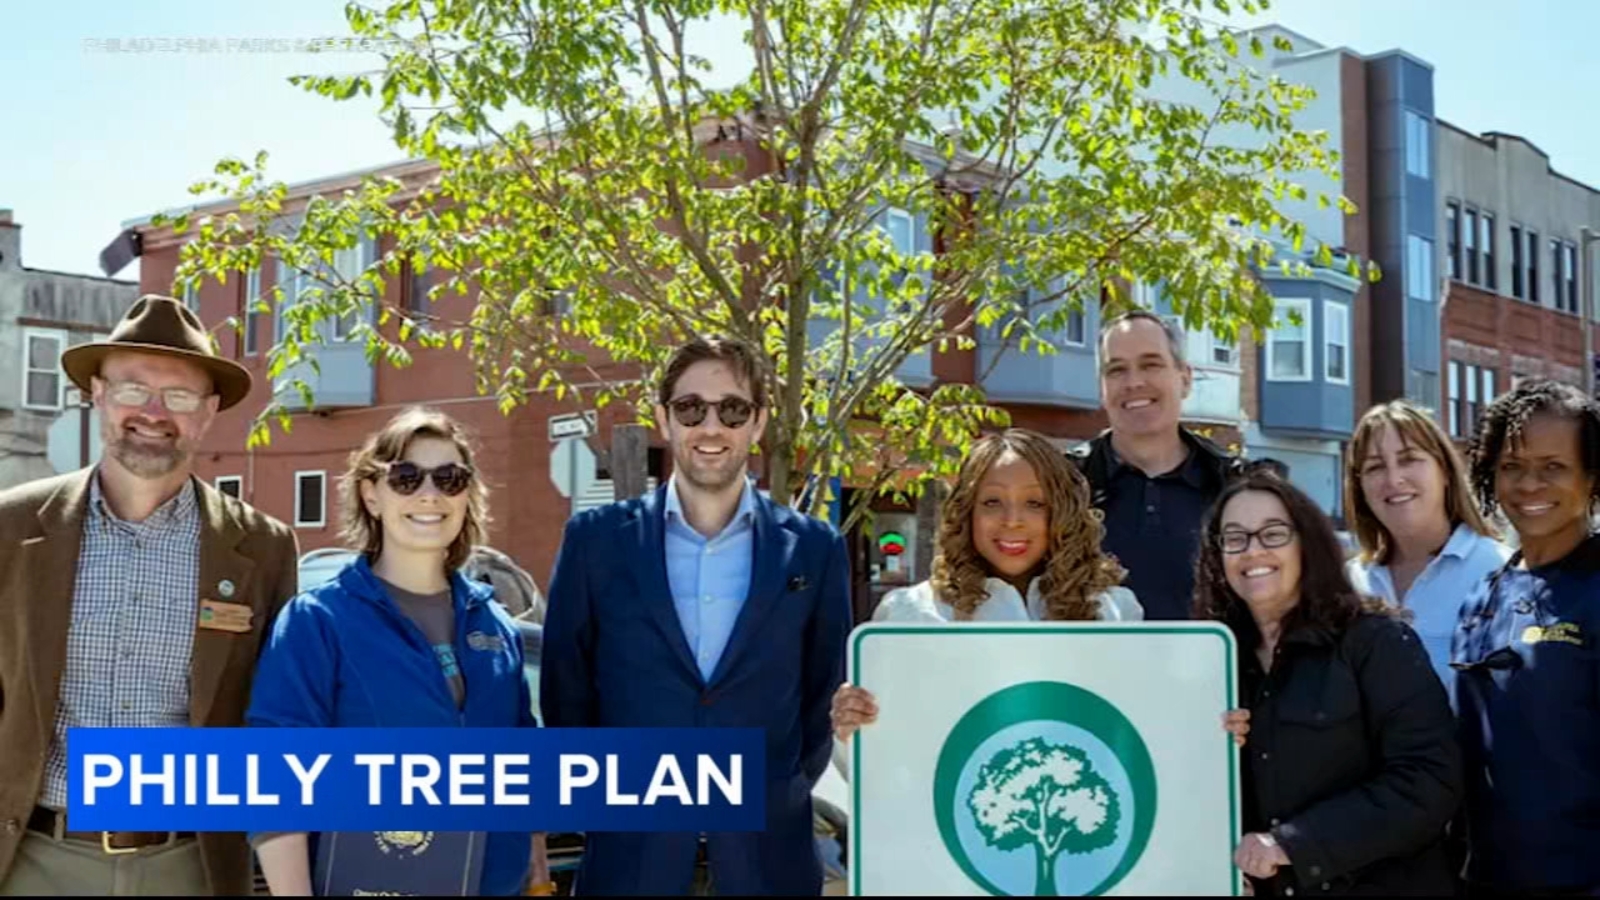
[933,681,1157,896]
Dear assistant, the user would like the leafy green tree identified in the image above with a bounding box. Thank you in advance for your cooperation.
[165,0,1368,528]
[968,736,1120,896]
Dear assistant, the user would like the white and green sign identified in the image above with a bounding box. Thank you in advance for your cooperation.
[848,623,1240,896]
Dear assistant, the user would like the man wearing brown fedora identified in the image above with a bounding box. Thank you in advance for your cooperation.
[0,295,300,895]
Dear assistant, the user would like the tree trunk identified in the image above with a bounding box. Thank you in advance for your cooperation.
[1034,845,1058,897]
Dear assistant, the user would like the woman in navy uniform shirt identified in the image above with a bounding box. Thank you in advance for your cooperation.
[1453,379,1600,895]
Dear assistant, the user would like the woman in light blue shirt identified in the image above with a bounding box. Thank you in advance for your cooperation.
[1343,400,1510,704]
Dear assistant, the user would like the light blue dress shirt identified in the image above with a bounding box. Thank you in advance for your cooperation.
[1346,522,1513,708]
[664,474,757,682]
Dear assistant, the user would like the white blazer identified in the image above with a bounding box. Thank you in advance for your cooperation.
[828,577,1144,780]
[869,576,1144,624]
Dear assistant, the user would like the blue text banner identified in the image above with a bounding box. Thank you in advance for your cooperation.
[67,727,765,832]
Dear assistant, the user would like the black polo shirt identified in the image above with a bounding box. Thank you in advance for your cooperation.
[1097,443,1219,620]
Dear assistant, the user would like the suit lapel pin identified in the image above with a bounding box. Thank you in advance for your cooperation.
[219,579,236,599]
[787,576,809,592]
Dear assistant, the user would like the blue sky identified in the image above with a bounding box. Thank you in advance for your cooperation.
[4,0,1596,281]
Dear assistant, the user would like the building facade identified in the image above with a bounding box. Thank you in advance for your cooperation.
[113,161,665,590]
[1434,124,1600,446]
[0,209,139,489]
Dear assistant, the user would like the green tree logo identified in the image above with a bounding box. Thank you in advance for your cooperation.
[934,681,1156,896]
[968,738,1121,896]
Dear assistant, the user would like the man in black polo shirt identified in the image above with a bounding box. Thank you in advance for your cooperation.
[1070,310,1257,620]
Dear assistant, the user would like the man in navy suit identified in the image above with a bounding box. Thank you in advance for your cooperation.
[542,335,854,896]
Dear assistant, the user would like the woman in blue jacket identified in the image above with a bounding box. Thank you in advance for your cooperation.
[247,406,547,896]
[1453,379,1600,894]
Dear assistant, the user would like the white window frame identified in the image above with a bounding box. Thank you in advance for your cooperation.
[1405,111,1430,178]
[294,470,327,528]
[21,328,69,412]
[1265,298,1313,383]
[215,475,243,500]
[1324,300,1350,385]
[1208,330,1239,369]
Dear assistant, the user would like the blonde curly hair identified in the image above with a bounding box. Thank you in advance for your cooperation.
[930,429,1125,620]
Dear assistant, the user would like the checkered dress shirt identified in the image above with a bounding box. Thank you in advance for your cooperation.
[40,475,201,810]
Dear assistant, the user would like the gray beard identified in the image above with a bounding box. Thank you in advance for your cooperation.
[105,431,186,479]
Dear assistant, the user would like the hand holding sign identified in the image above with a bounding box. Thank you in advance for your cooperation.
[830,684,879,741]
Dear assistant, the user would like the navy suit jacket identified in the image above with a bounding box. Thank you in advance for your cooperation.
[541,483,853,896]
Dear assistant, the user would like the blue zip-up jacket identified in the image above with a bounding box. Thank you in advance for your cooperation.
[246,555,536,895]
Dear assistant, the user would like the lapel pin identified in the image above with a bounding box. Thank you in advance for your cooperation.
[219,579,236,599]
[787,576,809,592]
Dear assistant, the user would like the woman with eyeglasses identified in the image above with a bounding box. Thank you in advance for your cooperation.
[830,429,1250,755]
[1452,379,1600,896]
[1194,469,1460,896]
[245,407,549,896]
[1343,400,1511,706]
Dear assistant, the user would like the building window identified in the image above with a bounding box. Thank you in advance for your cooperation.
[242,267,262,356]
[181,281,199,313]
[1448,361,1461,437]
[1511,225,1525,299]
[1464,209,1479,285]
[1266,298,1312,382]
[1565,242,1579,314]
[1528,230,1540,305]
[294,471,327,528]
[1210,330,1238,368]
[1482,214,1496,290]
[215,476,243,500]
[1324,301,1349,384]
[1449,361,1498,438]
[22,329,67,411]
[408,261,431,315]
[1407,236,1434,302]
[1407,367,1440,415]
[883,207,915,255]
[1064,309,1086,346]
[331,244,367,339]
[1405,111,1430,178]
[1445,203,1461,280]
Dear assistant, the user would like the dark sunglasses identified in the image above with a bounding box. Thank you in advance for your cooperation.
[667,395,757,429]
[378,460,474,497]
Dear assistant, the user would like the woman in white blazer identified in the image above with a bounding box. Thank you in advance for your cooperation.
[830,428,1245,771]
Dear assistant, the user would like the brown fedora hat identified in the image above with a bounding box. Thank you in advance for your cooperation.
[61,295,253,411]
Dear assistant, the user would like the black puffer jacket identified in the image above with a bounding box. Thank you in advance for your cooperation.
[1232,609,1462,896]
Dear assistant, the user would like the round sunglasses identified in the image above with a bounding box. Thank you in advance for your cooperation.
[667,395,757,429]
[377,460,475,497]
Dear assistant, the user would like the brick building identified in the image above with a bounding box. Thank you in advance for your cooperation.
[1434,123,1600,447]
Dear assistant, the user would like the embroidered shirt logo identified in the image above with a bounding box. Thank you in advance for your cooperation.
[1521,622,1585,647]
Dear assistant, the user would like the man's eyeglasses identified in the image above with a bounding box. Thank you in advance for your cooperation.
[378,461,475,497]
[1218,523,1296,554]
[667,395,757,429]
[102,380,208,414]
